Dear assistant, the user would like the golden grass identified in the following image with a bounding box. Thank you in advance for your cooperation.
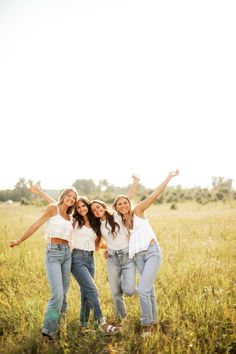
[0,203,235,354]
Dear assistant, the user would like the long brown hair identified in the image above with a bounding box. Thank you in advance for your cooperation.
[90,199,120,238]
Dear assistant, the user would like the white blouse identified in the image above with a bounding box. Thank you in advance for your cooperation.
[128,213,158,258]
[100,211,129,250]
[44,205,73,241]
[72,223,97,251]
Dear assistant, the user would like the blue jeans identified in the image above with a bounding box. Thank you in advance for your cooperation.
[106,248,136,319]
[135,242,162,326]
[42,244,71,337]
[71,249,103,326]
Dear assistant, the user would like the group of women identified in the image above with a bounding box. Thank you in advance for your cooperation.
[9,170,179,339]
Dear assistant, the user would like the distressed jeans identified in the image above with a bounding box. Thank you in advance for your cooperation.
[42,244,71,337]
[135,242,162,326]
[106,247,136,319]
[71,249,104,326]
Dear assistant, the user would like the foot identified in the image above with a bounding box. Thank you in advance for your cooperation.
[42,332,55,341]
[141,325,153,338]
[98,323,120,335]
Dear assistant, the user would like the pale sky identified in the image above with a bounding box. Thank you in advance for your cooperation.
[0,0,235,190]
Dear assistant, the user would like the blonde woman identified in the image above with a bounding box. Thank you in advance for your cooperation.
[112,170,179,335]
[9,187,78,340]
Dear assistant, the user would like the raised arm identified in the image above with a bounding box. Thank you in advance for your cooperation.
[9,204,55,247]
[134,170,179,217]
[127,174,140,200]
[29,184,56,204]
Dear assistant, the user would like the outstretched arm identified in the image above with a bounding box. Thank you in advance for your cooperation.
[9,204,55,247]
[134,170,179,217]
[29,184,56,204]
[127,174,140,200]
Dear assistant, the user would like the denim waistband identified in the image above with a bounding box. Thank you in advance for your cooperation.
[73,249,94,256]
[46,244,70,250]
[108,247,129,256]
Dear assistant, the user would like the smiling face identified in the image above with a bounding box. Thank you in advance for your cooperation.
[114,196,131,216]
[62,191,77,207]
[91,202,106,220]
[76,200,89,217]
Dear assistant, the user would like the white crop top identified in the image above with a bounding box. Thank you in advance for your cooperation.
[71,222,97,251]
[100,211,129,250]
[128,213,158,258]
[44,205,73,241]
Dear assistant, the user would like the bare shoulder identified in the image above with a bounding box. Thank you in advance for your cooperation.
[133,206,144,218]
[44,203,58,216]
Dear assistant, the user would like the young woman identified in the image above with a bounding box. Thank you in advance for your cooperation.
[29,187,120,334]
[9,187,78,340]
[89,174,139,322]
[112,170,179,335]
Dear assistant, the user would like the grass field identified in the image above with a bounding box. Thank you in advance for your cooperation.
[0,202,235,354]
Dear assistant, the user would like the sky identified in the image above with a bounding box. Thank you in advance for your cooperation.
[0,0,235,190]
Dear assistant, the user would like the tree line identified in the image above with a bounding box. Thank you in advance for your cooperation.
[0,176,235,206]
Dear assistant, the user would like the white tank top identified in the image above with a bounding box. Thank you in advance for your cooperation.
[100,211,129,250]
[71,222,97,251]
[44,205,73,241]
[128,213,158,258]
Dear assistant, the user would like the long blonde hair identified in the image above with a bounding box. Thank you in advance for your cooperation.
[58,187,78,214]
[112,195,133,232]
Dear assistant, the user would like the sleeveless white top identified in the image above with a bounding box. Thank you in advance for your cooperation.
[129,213,158,258]
[71,222,97,251]
[100,211,129,250]
[44,205,73,241]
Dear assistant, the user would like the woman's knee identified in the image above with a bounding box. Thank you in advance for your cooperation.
[122,285,136,296]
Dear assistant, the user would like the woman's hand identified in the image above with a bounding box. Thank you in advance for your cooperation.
[132,173,140,181]
[169,169,179,178]
[29,184,42,196]
[103,250,109,259]
[9,239,21,248]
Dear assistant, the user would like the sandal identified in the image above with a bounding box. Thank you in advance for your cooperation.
[98,323,120,335]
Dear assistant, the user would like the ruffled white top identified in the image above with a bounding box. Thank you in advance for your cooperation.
[44,205,73,241]
[100,211,129,250]
[129,213,158,258]
[71,222,97,251]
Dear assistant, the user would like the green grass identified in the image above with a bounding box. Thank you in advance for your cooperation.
[0,203,235,353]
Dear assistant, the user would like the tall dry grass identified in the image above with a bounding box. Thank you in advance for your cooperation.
[0,202,235,353]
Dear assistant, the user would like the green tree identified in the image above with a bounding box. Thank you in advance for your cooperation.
[72,179,97,196]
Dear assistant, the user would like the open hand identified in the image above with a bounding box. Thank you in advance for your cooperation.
[29,184,42,196]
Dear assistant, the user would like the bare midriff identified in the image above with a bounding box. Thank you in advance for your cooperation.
[150,239,156,245]
[50,237,69,245]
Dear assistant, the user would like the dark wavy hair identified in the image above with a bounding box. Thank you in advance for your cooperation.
[73,197,101,245]
[90,199,120,238]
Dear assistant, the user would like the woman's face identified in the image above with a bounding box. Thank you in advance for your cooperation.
[63,191,77,206]
[76,200,89,217]
[91,202,106,219]
[115,197,130,215]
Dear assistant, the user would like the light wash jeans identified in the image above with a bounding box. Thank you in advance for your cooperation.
[106,247,136,319]
[42,244,71,337]
[135,242,162,326]
[71,249,104,326]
